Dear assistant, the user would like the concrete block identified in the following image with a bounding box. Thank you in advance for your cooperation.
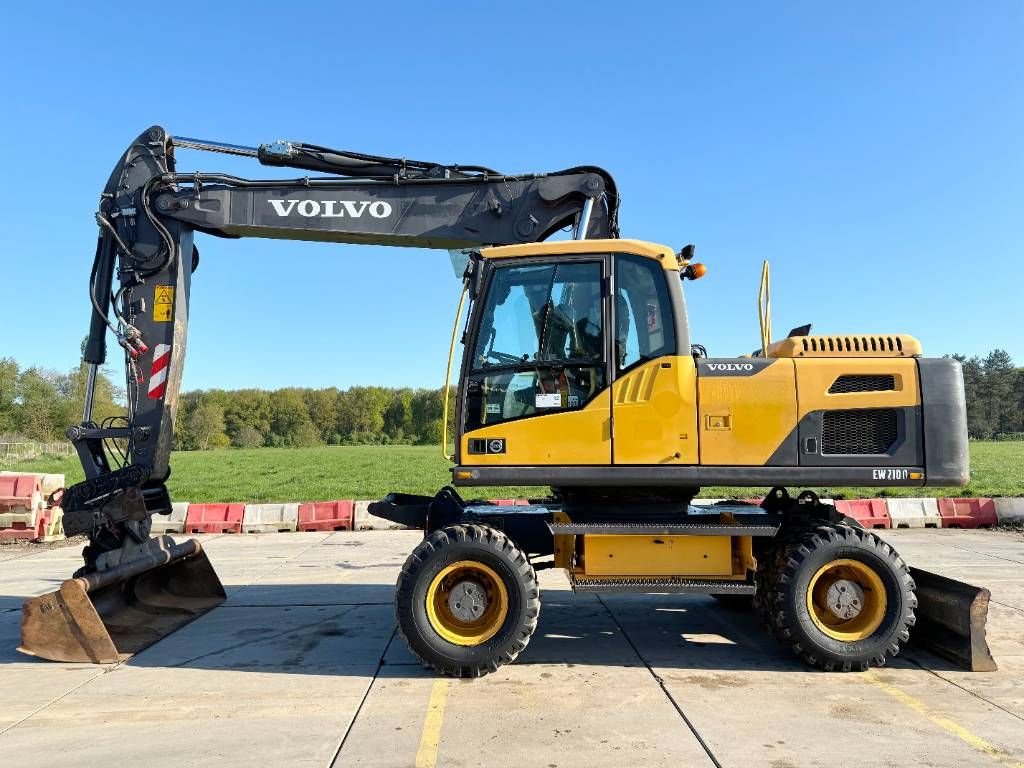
[994,497,1024,523]
[242,503,299,533]
[151,502,190,534]
[886,497,941,528]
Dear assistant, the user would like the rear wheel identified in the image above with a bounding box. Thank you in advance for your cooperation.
[766,524,916,671]
[396,524,540,677]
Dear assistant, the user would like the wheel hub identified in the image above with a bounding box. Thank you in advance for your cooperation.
[447,578,489,622]
[825,579,865,620]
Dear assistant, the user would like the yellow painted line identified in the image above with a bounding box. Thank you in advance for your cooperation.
[414,679,450,768]
[867,672,1024,768]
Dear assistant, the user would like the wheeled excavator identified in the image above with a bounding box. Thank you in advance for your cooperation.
[19,126,995,676]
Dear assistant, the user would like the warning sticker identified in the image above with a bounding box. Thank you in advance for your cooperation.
[153,285,174,322]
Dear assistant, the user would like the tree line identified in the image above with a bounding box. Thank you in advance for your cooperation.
[1,349,1021,449]
[174,386,451,449]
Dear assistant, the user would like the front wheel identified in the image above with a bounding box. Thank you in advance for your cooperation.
[395,524,540,677]
[766,524,916,672]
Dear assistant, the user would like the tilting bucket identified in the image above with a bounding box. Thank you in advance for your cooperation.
[19,538,225,663]
[909,567,997,672]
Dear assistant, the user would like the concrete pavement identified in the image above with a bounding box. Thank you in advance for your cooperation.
[1,529,1022,767]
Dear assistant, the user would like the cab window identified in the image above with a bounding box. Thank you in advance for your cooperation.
[465,260,606,429]
[615,253,676,371]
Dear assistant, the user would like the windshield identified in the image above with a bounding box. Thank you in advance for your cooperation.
[464,260,606,430]
[472,262,603,370]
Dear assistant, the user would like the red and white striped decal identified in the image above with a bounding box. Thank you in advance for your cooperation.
[148,343,171,399]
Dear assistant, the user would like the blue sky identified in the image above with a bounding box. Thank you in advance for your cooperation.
[2,3,1021,391]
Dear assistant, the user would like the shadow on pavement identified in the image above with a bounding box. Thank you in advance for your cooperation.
[1,583,968,675]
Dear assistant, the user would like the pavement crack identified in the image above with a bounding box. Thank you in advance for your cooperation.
[908,658,1024,724]
[329,627,397,767]
[596,595,723,768]
[943,542,1024,566]
[0,667,107,736]
[226,533,332,599]
[991,599,1024,614]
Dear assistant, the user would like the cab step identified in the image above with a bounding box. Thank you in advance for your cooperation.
[570,576,756,594]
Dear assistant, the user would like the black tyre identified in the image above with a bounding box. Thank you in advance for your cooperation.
[395,524,540,678]
[767,524,916,672]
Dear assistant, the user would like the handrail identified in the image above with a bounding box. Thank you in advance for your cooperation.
[441,286,469,461]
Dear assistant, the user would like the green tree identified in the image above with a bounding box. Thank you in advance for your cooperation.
[304,387,340,442]
[954,354,990,438]
[383,388,414,441]
[0,358,19,435]
[269,388,320,447]
[335,386,390,440]
[186,401,229,450]
[410,388,447,445]
[223,389,272,446]
[13,367,64,440]
[981,349,1015,436]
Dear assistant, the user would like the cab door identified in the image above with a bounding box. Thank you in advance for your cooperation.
[611,253,699,465]
[459,255,612,466]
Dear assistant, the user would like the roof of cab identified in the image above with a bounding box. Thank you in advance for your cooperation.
[480,239,680,270]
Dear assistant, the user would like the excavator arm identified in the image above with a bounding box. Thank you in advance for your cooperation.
[67,125,618,545]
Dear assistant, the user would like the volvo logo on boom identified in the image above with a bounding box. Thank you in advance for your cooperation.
[267,199,393,218]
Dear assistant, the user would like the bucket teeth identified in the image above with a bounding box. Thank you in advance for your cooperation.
[18,538,225,664]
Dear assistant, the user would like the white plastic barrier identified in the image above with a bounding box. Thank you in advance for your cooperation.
[151,502,190,534]
[887,498,941,528]
[994,498,1024,523]
[354,499,407,530]
[242,503,299,533]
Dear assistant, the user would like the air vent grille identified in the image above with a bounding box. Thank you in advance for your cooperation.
[822,409,897,455]
[802,335,904,354]
[828,374,896,394]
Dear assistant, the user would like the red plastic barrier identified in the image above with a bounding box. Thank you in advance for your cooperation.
[491,498,530,506]
[0,473,42,510]
[937,498,997,529]
[835,499,891,529]
[298,500,354,531]
[185,503,244,534]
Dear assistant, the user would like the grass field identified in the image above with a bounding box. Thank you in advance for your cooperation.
[6,441,1022,503]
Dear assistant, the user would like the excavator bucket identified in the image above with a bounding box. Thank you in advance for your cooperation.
[19,537,225,664]
[909,567,997,672]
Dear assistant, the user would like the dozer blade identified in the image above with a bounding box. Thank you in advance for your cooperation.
[909,567,997,672]
[18,538,225,664]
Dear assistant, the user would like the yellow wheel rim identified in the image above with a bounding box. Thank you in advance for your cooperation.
[806,558,887,641]
[426,560,509,646]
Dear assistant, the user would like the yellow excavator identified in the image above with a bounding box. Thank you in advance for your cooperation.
[19,126,994,677]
